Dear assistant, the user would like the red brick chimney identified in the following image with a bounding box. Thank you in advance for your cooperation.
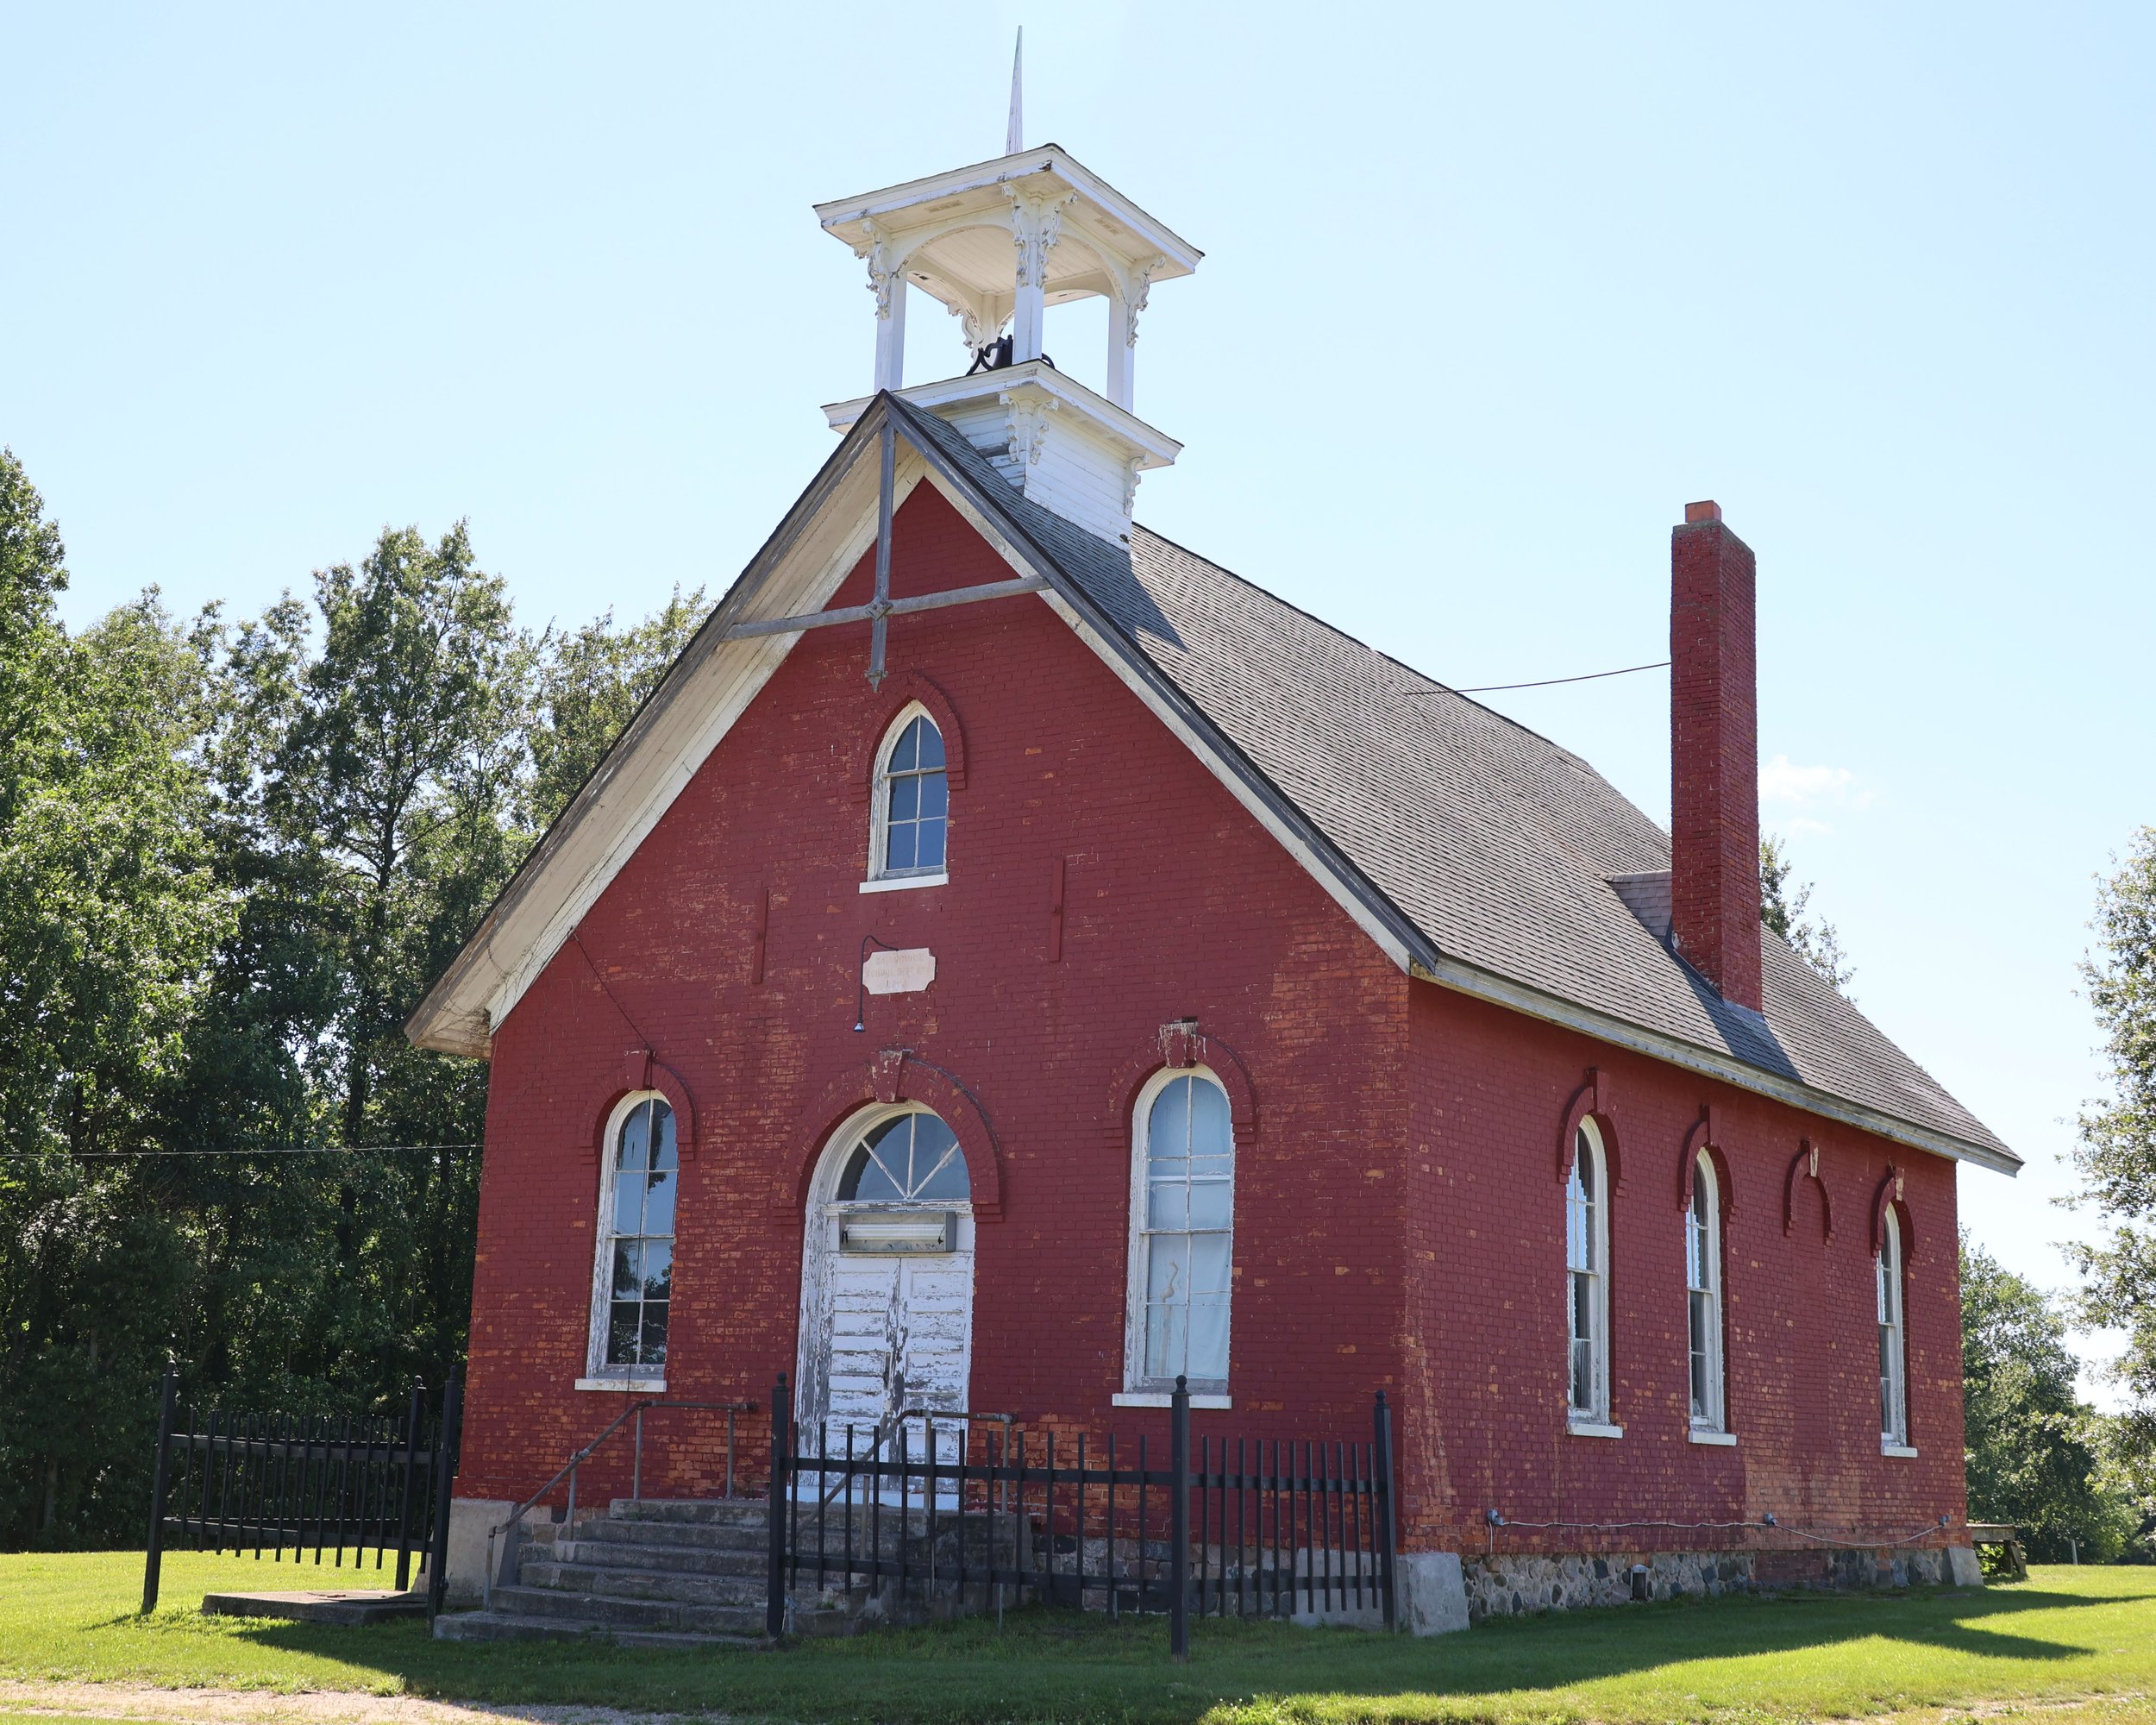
[1670,500,1762,1011]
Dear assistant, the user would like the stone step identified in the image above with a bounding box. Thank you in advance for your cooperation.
[609,1497,768,1528]
[556,1516,768,1553]
[432,1609,761,1650]
[489,1583,764,1637]
[517,1559,766,1607]
[545,1537,767,1578]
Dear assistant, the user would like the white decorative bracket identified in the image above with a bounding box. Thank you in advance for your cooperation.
[1005,187,1076,363]
[1000,388,1060,466]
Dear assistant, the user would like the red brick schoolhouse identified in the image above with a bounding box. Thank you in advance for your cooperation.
[409,133,2016,1631]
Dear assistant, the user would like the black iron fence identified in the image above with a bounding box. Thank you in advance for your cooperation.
[766,1376,1397,1654]
[141,1365,463,1612]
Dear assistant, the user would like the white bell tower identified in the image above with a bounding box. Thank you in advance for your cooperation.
[814,60,1200,546]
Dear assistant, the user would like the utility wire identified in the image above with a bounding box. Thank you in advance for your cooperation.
[1451,659,1670,694]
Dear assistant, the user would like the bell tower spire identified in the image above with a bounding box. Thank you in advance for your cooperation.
[814,104,1200,546]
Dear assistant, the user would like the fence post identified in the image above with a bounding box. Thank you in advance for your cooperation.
[1373,1389,1399,1632]
[1170,1374,1190,1663]
[141,1364,179,1615]
[425,1367,463,1615]
[765,1373,791,1641]
[393,1379,423,1592]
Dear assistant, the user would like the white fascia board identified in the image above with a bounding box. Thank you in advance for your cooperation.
[814,147,1202,276]
[1410,952,2022,1176]
[824,363,1183,469]
[404,436,933,1056]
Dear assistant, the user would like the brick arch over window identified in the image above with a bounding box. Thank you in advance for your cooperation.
[1870,1166,1916,1261]
[582,1048,698,1165]
[1676,1105,1738,1215]
[849,671,968,804]
[1104,1019,1259,1150]
[1783,1138,1835,1240]
[1557,1067,1624,1189]
[778,1048,1003,1220]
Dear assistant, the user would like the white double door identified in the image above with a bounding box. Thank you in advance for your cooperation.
[799,1208,975,1488]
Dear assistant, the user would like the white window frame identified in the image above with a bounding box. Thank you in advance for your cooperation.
[1878,1207,1909,1450]
[585,1090,676,1388]
[1566,1120,1612,1429]
[1686,1151,1727,1433]
[865,701,950,888]
[1123,1067,1235,1396]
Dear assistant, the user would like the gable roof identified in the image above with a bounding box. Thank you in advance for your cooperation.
[407,393,2016,1175]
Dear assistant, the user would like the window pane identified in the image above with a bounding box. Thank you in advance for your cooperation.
[914,719,945,769]
[1570,1337,1593,1412]
[618,1104,650,1173]
[640,1301,669,1367]
[1187,1293,1229,1380]
[1147,1234,1190,1302]
[1189,1079,1230,1154]
[1189,1232,1232,1295]
[1574,1133,1595,1201]
[641,1241,673,1302]
[1148,1078,1192,1160]
[918,772,948,819]
[1187,1175,1232,1230]
[1144,1298,1186,1380]
[1147,1181,1189,1231]
[916,813,946,870]
[642,1167,675,1239]
[652,1102,677,1170]
[1566,1183,1589,1272]
[889,774,919,821]
[891,721,919,773]
[886,823,918,872]
[608,1301,642,1367]
[612,1240,642,1300]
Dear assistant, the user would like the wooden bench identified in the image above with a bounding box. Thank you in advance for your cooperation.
[1967,1522,2028,1579]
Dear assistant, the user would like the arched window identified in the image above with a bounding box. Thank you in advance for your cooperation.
[1127,1071,1234,1393]
[837,1108,969,1203]
[1878,1208,1908,1448]
[589,1095,676,1381]
[868,708,948,883]
[1567,1121,1610,1425]
[1687,1152,1726,1433]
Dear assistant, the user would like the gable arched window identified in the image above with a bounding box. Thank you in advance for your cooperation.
[1878,1208,1909,1448]
[1125,1070,1234,1395]
[868,706,948,885]
[588,1095,676,1383]
[1686,1152,1726,1433]
[837,1108,970,1203]
[1567,1120,1611,1426]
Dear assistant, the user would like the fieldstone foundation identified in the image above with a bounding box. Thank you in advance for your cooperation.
[1461,1545,1967,1621]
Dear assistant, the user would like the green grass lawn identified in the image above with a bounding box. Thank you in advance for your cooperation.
[2,1550,2153,1724]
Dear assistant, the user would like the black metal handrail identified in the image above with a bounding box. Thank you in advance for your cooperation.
[485,1396,753,1609]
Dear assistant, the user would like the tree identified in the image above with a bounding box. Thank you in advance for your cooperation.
[1961,1237,2140,1562]
[1761,832,1854,992]
[2070,827,2156,1468]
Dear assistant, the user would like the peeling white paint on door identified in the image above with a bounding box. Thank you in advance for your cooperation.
[797,1105,975,1489]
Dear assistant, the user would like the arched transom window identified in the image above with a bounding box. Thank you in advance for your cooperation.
[1686,1152,1726,1433]
[1878,1208,1908,1448]
[869,709,948,882]
[1126,1071,1235,1394]
[837,1109,969,1204]
[1566,1121,1611,1426]
[588,1095,676,1381]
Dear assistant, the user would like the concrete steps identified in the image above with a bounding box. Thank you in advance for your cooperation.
[432,1498,773,1648]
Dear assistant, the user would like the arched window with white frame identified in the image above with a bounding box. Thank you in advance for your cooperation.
[1567,1120,1611,1426]
[1878,1208,1908,1448]
[1686,1152,1726,1432]
[1125,1070,1234,1395]
[867,706,948,884]
[588,1095,677,1383]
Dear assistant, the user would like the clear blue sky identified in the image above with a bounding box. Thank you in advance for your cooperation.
[7,4,2151,1394]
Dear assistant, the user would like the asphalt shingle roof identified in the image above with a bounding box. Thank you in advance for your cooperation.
[899,402,2011,1164]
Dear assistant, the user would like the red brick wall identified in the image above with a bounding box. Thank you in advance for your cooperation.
[1401,979,1967,1554]
[458,482,1965,1559]
[460,484,1411,1504]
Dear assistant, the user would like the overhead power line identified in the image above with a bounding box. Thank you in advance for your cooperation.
[1452,659,1670,694]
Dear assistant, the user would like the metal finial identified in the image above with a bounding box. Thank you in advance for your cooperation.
[1006,28,1023,154]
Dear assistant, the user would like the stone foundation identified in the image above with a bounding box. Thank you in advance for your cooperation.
[1461,1545,1966,1621]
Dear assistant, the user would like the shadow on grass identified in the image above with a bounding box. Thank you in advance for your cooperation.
[152,1578,2155,1725]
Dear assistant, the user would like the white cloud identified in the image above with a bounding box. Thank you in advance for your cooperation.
[1759,755,1857,806]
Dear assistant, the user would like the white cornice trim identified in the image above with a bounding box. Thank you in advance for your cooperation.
[824,363,1182,470]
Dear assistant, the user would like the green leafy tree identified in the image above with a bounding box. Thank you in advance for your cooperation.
[2071,827,2156,1467]
[1962,1237,2139,1561]
[1761,832,1854,993]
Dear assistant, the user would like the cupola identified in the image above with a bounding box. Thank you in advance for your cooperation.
[815,56,1200,546]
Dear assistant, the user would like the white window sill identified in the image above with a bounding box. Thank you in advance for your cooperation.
[1113,1391,1232,1409]
[1566,1420,1624,1440]
[1882,1442,1919,1458]
[575,1377,665,1394]
[1688,1429,1737,1446]
[860,872,947,894]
